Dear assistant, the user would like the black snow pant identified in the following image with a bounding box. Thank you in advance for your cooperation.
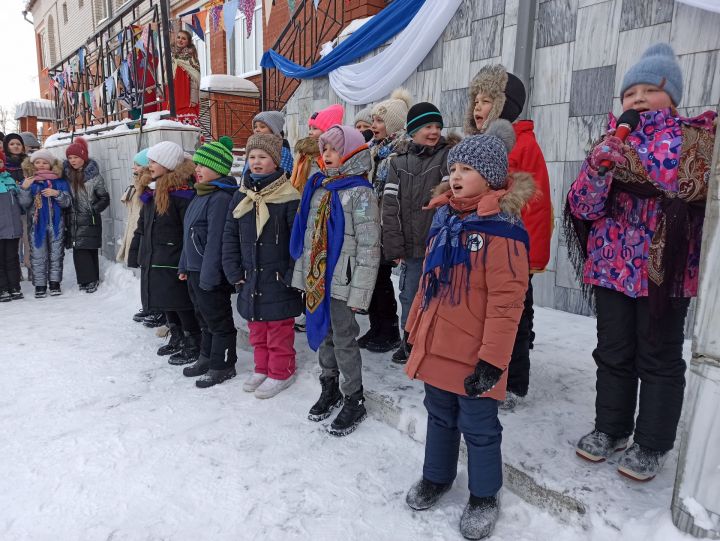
[367,262,399,338]
[73,248,100,285]
[593,286,689,452]
[186,271,237,369]
[507,276,534,397]
[165,309,201,336]
[0,238,21,292]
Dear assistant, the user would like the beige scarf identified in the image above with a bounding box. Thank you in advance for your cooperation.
[233,175,300,236]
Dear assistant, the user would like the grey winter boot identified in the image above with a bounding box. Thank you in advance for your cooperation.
[182,354,211,377]
[459,495,499,540]
[195,367,237,388]
[617,443,668,481]
[406,478,452,510]
[576,429,629,463]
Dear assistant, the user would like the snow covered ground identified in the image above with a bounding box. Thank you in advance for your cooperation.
[0,258,698,540]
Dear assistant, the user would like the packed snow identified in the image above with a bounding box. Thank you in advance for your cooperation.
[0,257,700,540]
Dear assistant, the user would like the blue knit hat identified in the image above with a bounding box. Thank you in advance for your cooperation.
[621,43,683,105]
[133,148,149,167]
[447,120,515,189]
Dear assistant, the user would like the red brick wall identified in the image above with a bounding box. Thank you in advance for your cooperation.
[208,92,259,148]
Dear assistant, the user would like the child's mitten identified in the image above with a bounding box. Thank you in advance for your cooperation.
[588,135,626,172]
[464,360,504,397]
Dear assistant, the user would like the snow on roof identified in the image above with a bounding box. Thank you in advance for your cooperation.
[200,75,260,97]
[15,99,56,122]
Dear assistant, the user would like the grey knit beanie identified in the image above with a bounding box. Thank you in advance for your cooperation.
[621,43,683,105]
[447,120,516,189]
[354,105,373,127]
[253,111,285,136]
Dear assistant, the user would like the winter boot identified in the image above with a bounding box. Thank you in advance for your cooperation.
[406,478,452,510]
[182,354,211,377]
[255,374,296,399]
[576,429,629,463]
[294,313,306,332]
[85,281,98,294]
[357,327,379,349]
[243,373,268,392]
[157,324,183,356]
[327,388,367,437]
[366,322,401,353]
[617,443,668,481]
[308,375,343,421]
[391,332,411,364]
[143,312,166,328]
[133,308,150,322]
[498,391,524,411]
[196,367,237,388]
[10,288,24,300]
[459,495,499,540]
[78,283,88,291]
[168,333,201,366]
[49,282,62,296]
[35,286,48,298]
[0,290,11,303]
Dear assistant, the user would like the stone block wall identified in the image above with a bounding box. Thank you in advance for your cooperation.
[283,0,720,319]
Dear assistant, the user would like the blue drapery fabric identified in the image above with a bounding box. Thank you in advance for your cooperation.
[260,0,425,79]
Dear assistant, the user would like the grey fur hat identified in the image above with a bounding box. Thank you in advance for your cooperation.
[448,119,516,189]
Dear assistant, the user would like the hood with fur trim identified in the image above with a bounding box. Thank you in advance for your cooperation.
[465,64,509,135]
[294,136,320,157]
[155,158,196,189]
[22,157,64,179]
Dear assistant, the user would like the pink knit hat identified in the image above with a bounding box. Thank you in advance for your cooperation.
[318,125,366,158]
[308,104,345,132]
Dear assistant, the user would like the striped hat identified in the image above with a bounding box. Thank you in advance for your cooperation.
[193,136,234,176]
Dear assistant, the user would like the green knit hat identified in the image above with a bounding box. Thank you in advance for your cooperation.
[193,136,234,176]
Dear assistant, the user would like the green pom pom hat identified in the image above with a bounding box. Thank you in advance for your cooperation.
[193,136,235,176]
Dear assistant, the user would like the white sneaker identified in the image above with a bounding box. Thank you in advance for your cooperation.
[254,374,296,399]
[294,313,306,332]
[243,373,267,392]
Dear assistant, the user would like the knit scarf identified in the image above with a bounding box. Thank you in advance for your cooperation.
[139,185,195,204]
[233,174,300,236]
[564,124,713,317]
[421,198,529,311]
[291,137,320,192]
[290,171,373,350]
[172,46,200,105]
[28,170,70,248]
[0,171,17,194]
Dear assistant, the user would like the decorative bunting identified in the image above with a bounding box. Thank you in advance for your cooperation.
[78,47,85,71]
[223,0,239,43]
[188,13,205,41]
[264,0,272,24]
[313,0,320,8]
[239,0,255,37]
[210,5,223,33]
[288,0,296,14]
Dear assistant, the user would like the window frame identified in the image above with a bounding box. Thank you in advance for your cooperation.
[231,0,262,78]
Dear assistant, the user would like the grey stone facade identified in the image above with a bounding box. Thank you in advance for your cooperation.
[284,0,720,318]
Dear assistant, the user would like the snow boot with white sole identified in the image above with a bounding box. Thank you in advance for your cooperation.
[35,286,47,298]
[576,429,629,463]
[459,495,499,540]
[49,281,62,296]
[617,443,667,481]
[308,375,342,421]
[168,333,201,365]
[182,355,210,377]
[254,374,296,399]
[327,389,366,437]
[196,367,236,388]
[10,289,24,300]
[157,324,183,356]
[406,478,452,510]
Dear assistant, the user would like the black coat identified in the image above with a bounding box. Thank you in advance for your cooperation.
[128,185,195,313]
[64,159,110,250]
[222,171,303,322]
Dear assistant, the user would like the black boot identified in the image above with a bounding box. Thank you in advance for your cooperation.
[406,478,452,510]
[327,388,367,436]
[143,312,166,328]
[35,286,48,298]
[459,495,499,540]
[49,281,62,296]
[196,367,237,388]
[366,321,401,353]
[133,308,150,322]
[357,327,379,349]
[85,281,98,294]
[183,354,211,377]
[10,288,24,300]
[0,290,11,303]
[391,332,410,364]
[168,333,201,366]
[308,375,343,422]
[157,324,183,356]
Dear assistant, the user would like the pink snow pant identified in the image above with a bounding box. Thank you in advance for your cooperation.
[248,318,296,380]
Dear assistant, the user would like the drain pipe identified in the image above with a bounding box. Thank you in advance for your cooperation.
[513,2,536,120]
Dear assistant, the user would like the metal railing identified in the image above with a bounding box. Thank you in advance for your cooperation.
[198,91,260,148]
[48,0,175,134]
[261,0,346,111]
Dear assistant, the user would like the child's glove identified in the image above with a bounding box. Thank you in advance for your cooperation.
[464,359,504,397]
[588,135,626,173]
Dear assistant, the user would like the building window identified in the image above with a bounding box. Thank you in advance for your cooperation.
[47,15,57,66]
[62,3,68,23]
[193,33,211,78]
[232,0,262,77]
[94,0,109,24]
[39,30,49,68]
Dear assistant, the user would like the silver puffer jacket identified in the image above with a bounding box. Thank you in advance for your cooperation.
[292,150,381,311]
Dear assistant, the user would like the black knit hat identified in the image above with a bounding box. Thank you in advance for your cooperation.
[406,102,443,136]
[500,73,526,123]
[2,133,25,155]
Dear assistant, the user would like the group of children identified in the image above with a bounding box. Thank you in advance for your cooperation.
[0,134,109,301]
[3,42,715,541]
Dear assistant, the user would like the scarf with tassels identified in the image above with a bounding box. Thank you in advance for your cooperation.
[28,170,70,248]
[421,195,529,311]
[233,174,300,236]
[172,46,200,105]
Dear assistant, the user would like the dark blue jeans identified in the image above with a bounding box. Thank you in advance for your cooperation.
[422,383,503,498]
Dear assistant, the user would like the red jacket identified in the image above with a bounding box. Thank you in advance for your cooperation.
[509,121,552,272]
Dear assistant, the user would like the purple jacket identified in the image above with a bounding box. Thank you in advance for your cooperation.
[567,108,716,299]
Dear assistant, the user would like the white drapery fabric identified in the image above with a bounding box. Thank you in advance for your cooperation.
[676,0,720,13]
[328,0,462,105]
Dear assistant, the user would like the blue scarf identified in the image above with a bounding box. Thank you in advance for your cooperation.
[290,171,373,350]
[422,205,529,310]
[29,177,70,248]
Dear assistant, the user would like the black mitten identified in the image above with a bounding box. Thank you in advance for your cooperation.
[464,359,504,397]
